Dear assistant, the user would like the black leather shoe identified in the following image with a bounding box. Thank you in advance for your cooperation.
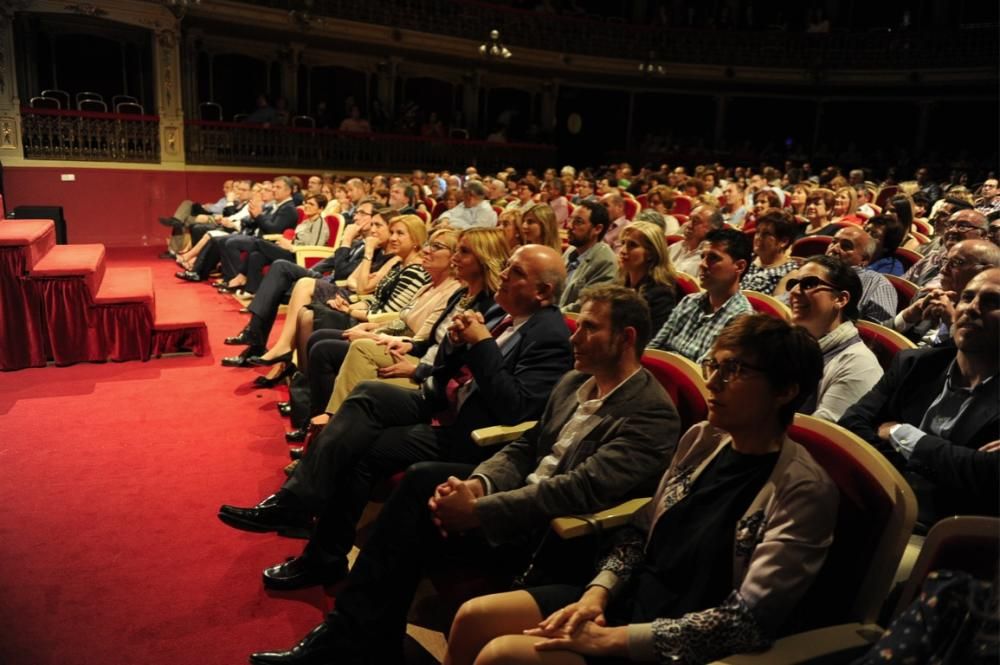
[224,329,256,346]
[159,216,183,229]
[288,445,303,460]
[221,345,266,368]
[262,554,348,591]
[285,427,309,443]
[249,351,294,367]
[254,364,296,388]
[249,621,363,665]
[217,493,312,534]
[157,251,176,260]
[174,270,202,282]
[277,402,292,417]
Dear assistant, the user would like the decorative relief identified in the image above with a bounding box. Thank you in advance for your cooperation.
[0,116,17,149]
[64,3,107,17]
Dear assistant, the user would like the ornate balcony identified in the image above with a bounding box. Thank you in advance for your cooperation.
[21,108,160,163]
[184,121,556,171]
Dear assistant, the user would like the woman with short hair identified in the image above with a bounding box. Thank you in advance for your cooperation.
[741,208,799,295]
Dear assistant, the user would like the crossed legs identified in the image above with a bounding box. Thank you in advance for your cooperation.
[255,277,318,362]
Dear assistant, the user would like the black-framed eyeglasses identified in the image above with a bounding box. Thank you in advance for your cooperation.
[701,358,767,384]
[945,221,983,233]
[943,256,986,270]
[786,275,840,293]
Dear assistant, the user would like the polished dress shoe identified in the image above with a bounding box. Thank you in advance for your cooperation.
[174,270,202,282]
[288,445,303,460]
[158,216,183,229]
[224,329,256,346]
[277,402,292,417]
[216,284,238,293]
[250,620,363,665]
[249,351,294,367]
[221,345,266,367]
[262,554,348,591]
[217,492,312,534]
[285,427,309,443]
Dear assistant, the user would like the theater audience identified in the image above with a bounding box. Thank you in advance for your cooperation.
[507,179,540,213]
[839,268,1000,528]
[600,192,629,251]
[520,204,563,253]
[831,186,861,225]
[788,255,882,422]
[497,209,525,251]
[650,227,753,361]
[906,208,988,288]
[618,221,678,331]
[446,314,835,665]
[863,214,908,276]
[242,285,680,664]
[559,200,617,313]
[218,244,574,596]
[175,179,274,272]
[802,188,838,235]
[438,180,498,229]
[741,208,798,295]
[668,204,723,276]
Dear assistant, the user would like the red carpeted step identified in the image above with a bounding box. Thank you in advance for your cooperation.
[93,267,155,315]
[29,243,107,298]
[151,292,209,356]
[0,219,56,270]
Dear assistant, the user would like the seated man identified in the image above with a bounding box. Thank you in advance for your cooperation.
[667,204,724,276]
[158,179,234,256]
[218,245,574,587]
[839,268,1000,528]
[599,192,629,251]
[437,180,498,229]
[906,205,983,286]
[245,284,680,665]
[559,200,617,312]
[649,227,753,361]
[887,239,1000,346]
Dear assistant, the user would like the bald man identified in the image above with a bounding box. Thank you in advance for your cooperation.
[219,244,574,591]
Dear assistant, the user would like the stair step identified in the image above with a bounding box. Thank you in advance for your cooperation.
[0,219,57,270]
[29,243,107,297]
[94,267,155,314]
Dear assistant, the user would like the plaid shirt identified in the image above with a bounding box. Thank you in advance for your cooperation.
[855,267,898,323]
[648,290,753,361]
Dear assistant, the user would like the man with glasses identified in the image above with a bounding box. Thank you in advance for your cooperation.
[221,198,384,359]
[649,227,753,362]
[905,208,988,287]
[975,178,999,216]
[887,239,1000,345]
[839,268,1000,528]
[438,180,498,229]
[559,200,617,313]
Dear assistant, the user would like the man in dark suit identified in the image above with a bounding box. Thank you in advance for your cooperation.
[217,176,300,285]
[244,284,680,665]
[220,198,380,355]
[839,267,1000,528]
[218,244,577,583]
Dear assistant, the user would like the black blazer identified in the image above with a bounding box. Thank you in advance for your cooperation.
[257,200,298,236]
[838,345,999,524]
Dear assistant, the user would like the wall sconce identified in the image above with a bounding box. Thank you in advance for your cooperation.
[478,29,512,60]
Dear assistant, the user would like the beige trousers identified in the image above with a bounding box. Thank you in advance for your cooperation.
[326,337,420,413]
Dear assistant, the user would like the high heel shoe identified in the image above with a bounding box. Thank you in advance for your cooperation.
[277,402,292,417]
[253,362,296,388]
[248,350,293,367]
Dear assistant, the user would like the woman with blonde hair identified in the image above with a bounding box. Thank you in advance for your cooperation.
[617,221,679,330]
[498,209,525,251]
[645,185,680,233]
[831,186,860,225]
[521,203,564,253]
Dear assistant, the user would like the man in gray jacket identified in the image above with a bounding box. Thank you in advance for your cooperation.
[559,200,619,313]
[247,285,681,665]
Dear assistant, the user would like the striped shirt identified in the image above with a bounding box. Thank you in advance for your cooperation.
[648,291,753,362]
[369,263,431,316]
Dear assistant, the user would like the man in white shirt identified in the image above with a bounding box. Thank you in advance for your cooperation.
[668,204,723,276]
[438,180,498,229]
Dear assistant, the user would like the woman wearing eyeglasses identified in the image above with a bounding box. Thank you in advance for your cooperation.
[788,255,883,422]
[446,315,838,665]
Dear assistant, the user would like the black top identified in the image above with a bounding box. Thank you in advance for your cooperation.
[625,444,779,623]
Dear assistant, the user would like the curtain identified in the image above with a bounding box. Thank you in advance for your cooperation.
[0,247,47,370]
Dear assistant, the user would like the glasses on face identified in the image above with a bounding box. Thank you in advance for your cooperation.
[786,275,840,293]
[423,241,451,252]
[701,358,766,384]
[945,221,983,233]
[829,237,855,251]
[355,210,373,218]
[943,256,986,270]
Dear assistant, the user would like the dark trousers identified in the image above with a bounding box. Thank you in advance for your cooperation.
[282,381,492,561]
[305,329,350,416]
[245,259,318,344]
[220,235,257,283]
[245,241,296,293]
[192,235,223,279]
[190,222,223,246]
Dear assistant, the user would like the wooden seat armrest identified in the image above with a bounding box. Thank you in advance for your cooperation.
[262,233,283,241]
[710,623,881,664]
[367,311,401,325]
[551,497,651,539]
[470,421,538,447]
[294,245,334,255]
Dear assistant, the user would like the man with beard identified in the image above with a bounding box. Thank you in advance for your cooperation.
[558,200,617,313]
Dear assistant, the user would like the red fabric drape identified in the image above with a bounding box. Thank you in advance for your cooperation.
[0,247,47,370]
[92,303,153,362]
[151,326,208,357]
[33,277,103,365]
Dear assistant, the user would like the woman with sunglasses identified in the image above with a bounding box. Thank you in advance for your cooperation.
[788,255,883,422]
[446,315,838,665]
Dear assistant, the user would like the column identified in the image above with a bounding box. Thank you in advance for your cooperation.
[375,57,399,120]
[461,69,481,134]
[279,42,303,113]
[539,79,557,133]
[0,7,23,160]
[152,24,185,166]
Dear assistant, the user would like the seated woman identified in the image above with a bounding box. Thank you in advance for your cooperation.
[644,185,680,234]
[741,208,799,295]
[521,204,564,253]
[301,227,507,433]
[498,209,525,252]
[742,188,782,232]
[788,254,883,422]
[617,221,678,331]
[831,186,863,225]
[445,314,838,665]
[802,188,838,236]
[282,214,431,379]
[789,182,813,221]
[227,193,331,294]
[237,208,398,368]
[864,214,907,276]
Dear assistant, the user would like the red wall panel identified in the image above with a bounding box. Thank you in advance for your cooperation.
[3,166,318,248]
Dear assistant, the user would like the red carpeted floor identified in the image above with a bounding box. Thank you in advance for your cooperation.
[0,247,338,665]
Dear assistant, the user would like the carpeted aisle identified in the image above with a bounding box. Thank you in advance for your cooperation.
[0,247,335,665]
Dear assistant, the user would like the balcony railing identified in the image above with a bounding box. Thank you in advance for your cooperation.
[184,121,556,171]
[21,108,160,163]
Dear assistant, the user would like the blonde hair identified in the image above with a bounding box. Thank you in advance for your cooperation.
[523,203,563,253]
[835,186,858,216]
[429,227,459,252]
[459,227,510,295]
[619,221,677,291]
[498,209,525,248]
[390,214,428,257]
